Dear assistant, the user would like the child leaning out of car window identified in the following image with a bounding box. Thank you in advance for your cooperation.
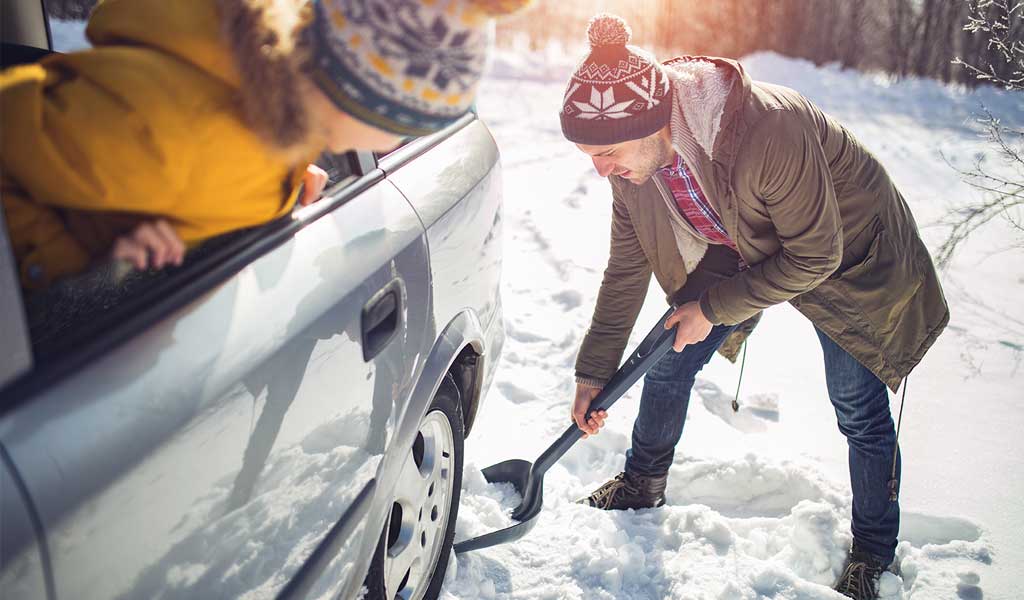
[0,0,528,291]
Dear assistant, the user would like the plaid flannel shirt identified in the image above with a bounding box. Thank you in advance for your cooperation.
[660,154,745,267]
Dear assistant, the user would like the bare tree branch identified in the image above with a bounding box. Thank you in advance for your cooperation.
[940,1,1024,266]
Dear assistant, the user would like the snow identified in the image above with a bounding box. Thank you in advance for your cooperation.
[446,51,1023,599]
[49,18,89,53]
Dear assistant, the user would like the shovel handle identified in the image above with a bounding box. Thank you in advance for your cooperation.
[588,305,678,416]
[532,306,678,476]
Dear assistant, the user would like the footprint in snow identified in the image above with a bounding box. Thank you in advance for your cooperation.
[551,289,583,310]
[693,379,780,433]
[496,381,536,405]
[899,512,983,547]
[505,323,546,344]
[563,181,588,209]
[957,572,983,600]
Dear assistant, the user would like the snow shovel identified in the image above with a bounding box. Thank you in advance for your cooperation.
[453,306,679,553]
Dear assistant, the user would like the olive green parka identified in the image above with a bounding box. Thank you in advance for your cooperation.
[575,57,948,392]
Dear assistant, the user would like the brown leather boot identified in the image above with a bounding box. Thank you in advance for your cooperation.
[576,471,668,510]
[833,544,891,600]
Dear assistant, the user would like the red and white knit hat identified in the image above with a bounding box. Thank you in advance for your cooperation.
[559,14,672,145]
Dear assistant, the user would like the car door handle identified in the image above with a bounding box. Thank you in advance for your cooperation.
[361,279,403,362]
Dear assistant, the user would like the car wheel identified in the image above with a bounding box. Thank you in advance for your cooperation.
[364,374,464,600]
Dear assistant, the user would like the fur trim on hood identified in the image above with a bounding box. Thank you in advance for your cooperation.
[217,0,314,159]
[664,58,734,161]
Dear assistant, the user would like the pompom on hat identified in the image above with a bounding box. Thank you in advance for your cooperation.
[560,13,672,146]
[587,12,631,47]
[307,0,531,137]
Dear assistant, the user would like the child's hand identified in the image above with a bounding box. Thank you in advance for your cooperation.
[300,164,330,206]
[111,219,185,271]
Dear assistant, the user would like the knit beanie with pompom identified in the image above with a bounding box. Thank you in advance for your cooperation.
[559,13,672,145]
[307,0,531,137]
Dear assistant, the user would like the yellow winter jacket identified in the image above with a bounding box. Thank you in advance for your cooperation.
[1,0,312,290]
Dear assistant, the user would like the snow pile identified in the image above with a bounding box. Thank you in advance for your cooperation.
[445,49,1021,599]
[448,451,993,599]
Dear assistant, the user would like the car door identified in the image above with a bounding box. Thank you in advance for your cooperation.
[0,156,431,599]
[384,118,503,369]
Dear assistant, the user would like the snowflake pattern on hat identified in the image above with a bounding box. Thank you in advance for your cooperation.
[309,0,494,135]
[342,0,482,94]
[573,87,634,120]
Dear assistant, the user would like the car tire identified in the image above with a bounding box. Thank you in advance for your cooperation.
[363,374,464,600]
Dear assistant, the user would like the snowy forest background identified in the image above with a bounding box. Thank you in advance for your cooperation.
[492,0,1023,88]
[47,0,1024,88]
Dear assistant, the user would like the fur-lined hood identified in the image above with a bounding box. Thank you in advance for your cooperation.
[217,0,313,155]
[663,57,735,162]
[87,0,313,156]
[661,56,753,165]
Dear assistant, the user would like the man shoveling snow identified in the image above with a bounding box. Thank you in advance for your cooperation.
[560,14,949,600]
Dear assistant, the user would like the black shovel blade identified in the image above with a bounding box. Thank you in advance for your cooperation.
[452,458,540,553]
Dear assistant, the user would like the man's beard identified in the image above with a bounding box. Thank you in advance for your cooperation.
[622,133,674,185]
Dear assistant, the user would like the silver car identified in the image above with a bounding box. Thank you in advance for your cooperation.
[0,4,505,599]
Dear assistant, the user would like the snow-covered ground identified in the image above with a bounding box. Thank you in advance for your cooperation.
[445,51,1023,599]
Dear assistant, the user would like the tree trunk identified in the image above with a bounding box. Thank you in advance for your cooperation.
[840,2,866,70]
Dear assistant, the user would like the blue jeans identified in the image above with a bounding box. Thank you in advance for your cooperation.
[625,323,900,564]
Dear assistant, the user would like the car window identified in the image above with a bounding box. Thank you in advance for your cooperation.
[315,151,363,195]
[18,149,372,368]
[23,223,263,360]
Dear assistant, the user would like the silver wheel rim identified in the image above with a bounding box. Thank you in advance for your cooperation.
[383,409,455,600]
